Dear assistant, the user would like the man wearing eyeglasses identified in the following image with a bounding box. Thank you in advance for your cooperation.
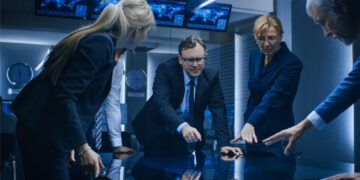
[132,35,242,157]
[263,0,360,178]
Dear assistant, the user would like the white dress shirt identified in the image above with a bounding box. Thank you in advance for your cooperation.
[105,59,124,147]
[176,70,198,133]
[306,111,327,130]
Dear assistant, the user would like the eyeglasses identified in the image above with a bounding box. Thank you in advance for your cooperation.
[256,36,278,44]
[180,56,206,65]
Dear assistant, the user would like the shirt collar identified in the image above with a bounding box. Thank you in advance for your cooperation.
[183,69,198,86]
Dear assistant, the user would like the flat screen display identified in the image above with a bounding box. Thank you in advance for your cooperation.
[88,0,120,19]
[184,2,232,31]
[148,0,186,27]
[35,0,88,18]
[34,0,232,31]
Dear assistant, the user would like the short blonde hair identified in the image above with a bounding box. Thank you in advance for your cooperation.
[253,14,283,39]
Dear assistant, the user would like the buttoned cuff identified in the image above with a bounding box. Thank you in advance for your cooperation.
[307,111,327,130]
[177,122,189,133]
[110,136,123,147]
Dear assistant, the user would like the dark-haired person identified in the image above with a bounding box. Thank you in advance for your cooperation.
[10,0,155,179]
[232,14,303,155]
[132,35,242,157]
[263,0,360,179]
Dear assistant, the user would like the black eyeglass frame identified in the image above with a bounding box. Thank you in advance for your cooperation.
[179,55,206,65]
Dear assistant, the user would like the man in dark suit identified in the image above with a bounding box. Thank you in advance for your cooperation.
[133,35,241,156]
[264,0,360,151]
[264,0,360,178]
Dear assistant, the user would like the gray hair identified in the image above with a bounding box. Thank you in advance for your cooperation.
[306,0,332,16]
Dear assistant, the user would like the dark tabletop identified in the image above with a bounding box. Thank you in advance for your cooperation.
[83,149,356,180]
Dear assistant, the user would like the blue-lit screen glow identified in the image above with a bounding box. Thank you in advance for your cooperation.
[35,0,88,18]
[2,100,14,116]
[88,0,120,19]
[34,0,232,31]
[184,3,232,31]
[148,0,186,27]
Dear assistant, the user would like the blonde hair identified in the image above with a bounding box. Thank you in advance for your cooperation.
[253,14,283,39]
[43,0,155,86]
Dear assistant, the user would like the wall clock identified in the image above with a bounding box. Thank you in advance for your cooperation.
[126,69,146,90]
[6,62,33,86]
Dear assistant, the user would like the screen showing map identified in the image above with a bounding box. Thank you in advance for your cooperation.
[88,0,120,19]
[35,0,88,18]
[34,0,232,31]
[148,0,186,27]
[184,3,232,31]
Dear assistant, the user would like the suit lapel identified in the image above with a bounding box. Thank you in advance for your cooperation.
[261,59,274,76]
[176,64,185,106]
[261,43,285,76]
[195,73,207,111]
[253,51,263,84]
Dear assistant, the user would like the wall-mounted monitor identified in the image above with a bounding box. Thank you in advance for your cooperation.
[34,0,233,32]
[35,0,88,18]
[148,0,186,27]
[184,2,232,31]
[88,0,120,20]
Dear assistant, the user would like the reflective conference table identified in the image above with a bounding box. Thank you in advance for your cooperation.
[70,149,356,180]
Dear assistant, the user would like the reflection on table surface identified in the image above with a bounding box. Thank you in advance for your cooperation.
[88,149,355,180]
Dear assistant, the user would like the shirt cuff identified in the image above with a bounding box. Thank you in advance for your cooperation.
[306,111,327,130]
[176,122,189,133]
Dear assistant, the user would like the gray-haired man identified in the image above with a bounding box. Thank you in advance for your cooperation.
[264,0,360,178]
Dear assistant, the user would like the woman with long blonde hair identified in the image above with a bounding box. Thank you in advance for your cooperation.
[10,0,155,179]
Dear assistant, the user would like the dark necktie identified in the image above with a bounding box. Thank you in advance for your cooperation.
[187,80,196,153]
[188,80,195,125]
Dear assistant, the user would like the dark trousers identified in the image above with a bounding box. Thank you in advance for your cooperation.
[16,121,69,180]
[144,132,191,157]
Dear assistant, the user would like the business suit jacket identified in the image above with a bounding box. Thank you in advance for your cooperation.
[10,32,116,150]
[244,42,303,139]
[314,56,360,123]
[132,58,230,150]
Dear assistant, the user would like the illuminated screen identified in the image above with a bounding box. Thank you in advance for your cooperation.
[2,100,14,116]
[148,0,186,27]
[184,2,232,31]
[34,0,232,31]
[88,0,120,19]
[35,0,88,18]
